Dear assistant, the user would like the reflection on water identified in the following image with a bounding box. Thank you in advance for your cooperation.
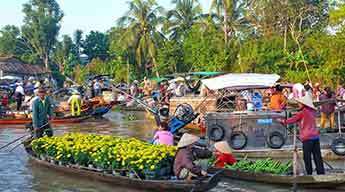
[0,111,344,192]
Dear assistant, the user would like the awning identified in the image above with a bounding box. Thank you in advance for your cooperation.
[188,72,225,77]
[201,73,280,90]
[0,75,22,80]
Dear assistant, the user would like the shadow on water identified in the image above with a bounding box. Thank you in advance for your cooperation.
[0,111,344,192]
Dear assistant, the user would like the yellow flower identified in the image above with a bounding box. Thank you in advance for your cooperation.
[150,165,155,170]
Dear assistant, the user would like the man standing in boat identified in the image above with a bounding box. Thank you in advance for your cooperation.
[32,88,54,138]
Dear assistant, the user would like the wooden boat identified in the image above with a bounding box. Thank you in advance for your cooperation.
[0,115,91,125]
[232,147,345,161]
[91,104,113,117]
[24,145,222,192]
[209,167,345,189]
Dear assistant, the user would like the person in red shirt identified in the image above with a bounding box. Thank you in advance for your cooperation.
[213,141,237,168]
[280,95,325,175]
[1,94,9,108]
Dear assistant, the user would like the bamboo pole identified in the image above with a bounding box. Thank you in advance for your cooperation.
[292,125,298,192]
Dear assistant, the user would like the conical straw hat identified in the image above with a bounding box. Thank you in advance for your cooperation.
[177,133,200,148]
[175,77,185,82]
[295,95,316,110]
[214,141,232,154]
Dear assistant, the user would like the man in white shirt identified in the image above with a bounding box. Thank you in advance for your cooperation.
[15,82,25,111]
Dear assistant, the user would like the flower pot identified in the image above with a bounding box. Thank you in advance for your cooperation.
[96,167,103,172]
[113,170,121,176]
[129,172,136,179]
[144,170,157,180]
[39,155,46,161]
[120,170,127,176]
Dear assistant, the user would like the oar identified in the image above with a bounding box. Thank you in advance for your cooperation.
[112,86,159,115]
[8,136,31,152]
[0,122,49,151]
[0,134,29,151]
[112,86,161,127]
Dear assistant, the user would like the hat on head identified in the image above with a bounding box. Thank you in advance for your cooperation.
[214,141,232,154]
[294,95,316,110]
[133,80,139,84]
[175,77,185,82]
[177,133,200,148]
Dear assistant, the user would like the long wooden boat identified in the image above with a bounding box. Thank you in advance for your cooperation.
[0,115,91,125]
[91,103,116,117]
[209,167,345,189]
[24,146,222,192]
[232,148,345,161]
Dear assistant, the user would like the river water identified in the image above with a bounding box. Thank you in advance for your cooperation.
[0,111,344,192]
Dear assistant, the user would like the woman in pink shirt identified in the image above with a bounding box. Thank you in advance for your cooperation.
[280,95,325,175]
[153,122,174,146]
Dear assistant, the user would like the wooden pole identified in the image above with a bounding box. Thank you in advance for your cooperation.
[292,125,298,192]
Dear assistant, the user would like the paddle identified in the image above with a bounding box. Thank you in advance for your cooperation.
[0,122,49,151]
[0,134,30,151]
[8,136,31,152]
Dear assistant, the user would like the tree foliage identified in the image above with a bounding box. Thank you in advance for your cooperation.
[83,31,109,61]
[2,0,345,87]
[21,0,63,69]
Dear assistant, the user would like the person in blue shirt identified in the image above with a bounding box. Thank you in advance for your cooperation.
[252,91,263,111]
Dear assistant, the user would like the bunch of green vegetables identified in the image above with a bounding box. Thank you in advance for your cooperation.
[225,158,292,175]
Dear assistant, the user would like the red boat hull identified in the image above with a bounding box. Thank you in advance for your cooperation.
[0,116,91,125]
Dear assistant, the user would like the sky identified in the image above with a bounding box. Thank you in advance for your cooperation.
[0,0,211,37]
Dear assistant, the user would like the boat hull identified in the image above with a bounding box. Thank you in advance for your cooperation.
[210,167,345,189]
[0,115,91,125]
[25,148,221,192]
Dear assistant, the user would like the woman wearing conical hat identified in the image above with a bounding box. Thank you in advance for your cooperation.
[213,141,237,168]
[173,133,212,180]
[280,95,325,175]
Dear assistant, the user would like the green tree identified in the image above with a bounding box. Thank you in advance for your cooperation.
[156,40,184,75]
[239,35,291,73]
[0,25,21,56]
[209,0,250,44]
[183,23,232,71]
[83,31,109,61]
[21,0,63,69]
[52,35,74,75]
[165,0,202,41]
[118,0,164,77]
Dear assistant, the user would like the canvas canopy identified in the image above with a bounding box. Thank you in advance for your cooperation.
[0,75,22,80]
[201,73,280,91]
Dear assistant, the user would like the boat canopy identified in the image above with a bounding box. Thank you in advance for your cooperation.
[150,77,169,83]
[188,72,225,77]
[201,73,280,91]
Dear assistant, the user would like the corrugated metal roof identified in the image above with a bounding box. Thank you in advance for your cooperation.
[0,57,50,75]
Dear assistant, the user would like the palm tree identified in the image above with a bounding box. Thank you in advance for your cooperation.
[165,0,202,41]
[118,0,164,77]
[209,0,251,44]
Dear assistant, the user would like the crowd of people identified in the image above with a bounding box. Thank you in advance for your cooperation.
[2,75,345,180]
[0,77,55,112]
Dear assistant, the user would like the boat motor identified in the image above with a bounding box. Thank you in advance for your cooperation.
[168,103,199,134]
